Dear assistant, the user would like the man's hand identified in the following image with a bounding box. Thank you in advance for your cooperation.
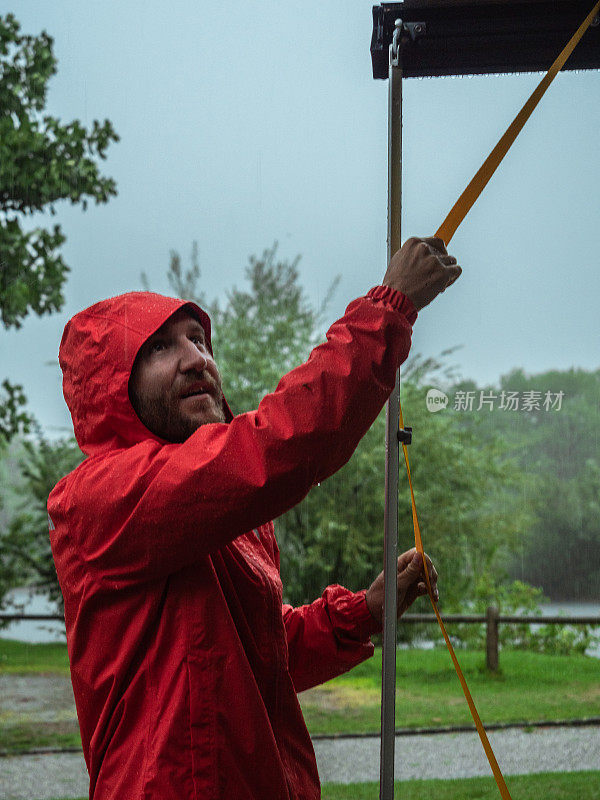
[382,236,461,311]
[365,549,439,625]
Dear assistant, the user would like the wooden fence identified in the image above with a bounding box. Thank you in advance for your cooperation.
[2,609,599,671]
[402,607,600,670]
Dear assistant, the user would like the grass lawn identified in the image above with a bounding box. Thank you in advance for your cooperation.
[320,771,600,799]
[299,647,600,735]
[0,722,81,753]
[0,638,70,675]
[42,772,600,800]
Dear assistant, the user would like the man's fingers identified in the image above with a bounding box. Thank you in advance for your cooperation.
[446,264,462,283]
[422,554,439,596]
[396,547,417,571]
[422,236,447,255]
[423,554,438,584]
[431,246,461,296]
[397,550,439,601]
[397,550,436,581]
[441,265,462,292]
[397,550,421,581]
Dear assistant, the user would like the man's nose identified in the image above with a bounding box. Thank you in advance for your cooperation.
[178,339,211,372]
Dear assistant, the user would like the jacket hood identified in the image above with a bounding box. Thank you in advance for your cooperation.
[59,291,234,456]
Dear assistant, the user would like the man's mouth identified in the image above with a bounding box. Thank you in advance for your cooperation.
[180,382,212,399]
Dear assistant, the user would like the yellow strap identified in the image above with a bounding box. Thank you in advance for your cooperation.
[399,405,513,797]
[399,3,600,797]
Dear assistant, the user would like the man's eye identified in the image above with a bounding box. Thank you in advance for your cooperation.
[150,341,166,353]
[190,336,205,347]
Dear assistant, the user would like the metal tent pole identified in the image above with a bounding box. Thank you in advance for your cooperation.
[379,19,403,800]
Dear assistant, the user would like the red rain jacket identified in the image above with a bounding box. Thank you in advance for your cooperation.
[48,285,417,799]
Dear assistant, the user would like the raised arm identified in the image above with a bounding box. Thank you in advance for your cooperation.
[50,288,415,584]
[49,237,461,585]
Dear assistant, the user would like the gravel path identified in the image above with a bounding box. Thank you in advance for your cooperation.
[0,674,77,723]
[0,752,88,800]
[2,726,600,799]
[314,726,600,783]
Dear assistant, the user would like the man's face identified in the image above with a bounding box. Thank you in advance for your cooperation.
[129,308,226,442]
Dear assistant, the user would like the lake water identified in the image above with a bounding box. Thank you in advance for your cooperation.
[1,588,65,644]
[2,590,600,655]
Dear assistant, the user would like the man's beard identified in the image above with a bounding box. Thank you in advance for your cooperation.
[133,388,227,443]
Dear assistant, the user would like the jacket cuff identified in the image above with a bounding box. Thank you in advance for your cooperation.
[366,286,418,326]
[345,589,383,639]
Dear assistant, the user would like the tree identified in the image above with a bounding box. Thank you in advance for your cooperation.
[276,371,533,611]
[0,13,119,442]
[0,429,84,619]
[520,458,600,600]
[450,367,600,599]
[0,380,29,442]
[143,240,340,414]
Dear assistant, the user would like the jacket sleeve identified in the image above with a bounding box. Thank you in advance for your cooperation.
[50,286,417,585]
[282,586,382,693]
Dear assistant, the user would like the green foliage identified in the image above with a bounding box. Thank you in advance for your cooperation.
[522,459,600,600]
[148,240,340,414]
[279,375,532,610]
[0,13,118,441]
[450,368,600,600]
[277,409,389,604]
[0,380,30,444]
[0,432,84,619]
[449,577,598,655]
[529,622,598,657]
[206,244,337,414]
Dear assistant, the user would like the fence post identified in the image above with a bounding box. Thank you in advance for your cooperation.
[486,605,499,671]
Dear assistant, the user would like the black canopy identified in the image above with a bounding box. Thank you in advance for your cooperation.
[371,0,600,78]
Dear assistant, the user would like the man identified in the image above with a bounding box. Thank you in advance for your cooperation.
[48,236,460,799]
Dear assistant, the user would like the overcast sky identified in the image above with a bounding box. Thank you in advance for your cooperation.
[3,0,599,437]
